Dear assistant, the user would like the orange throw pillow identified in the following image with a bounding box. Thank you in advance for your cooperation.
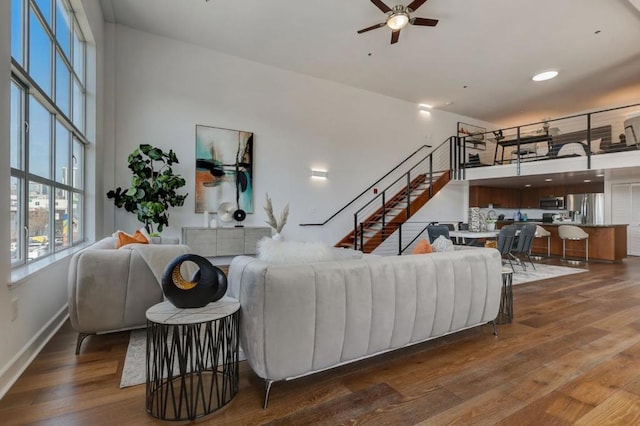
[412,239,433,254]
[116,230,149,248]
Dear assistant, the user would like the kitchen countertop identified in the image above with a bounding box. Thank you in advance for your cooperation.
[499,221,628,227]
[544,223,628,227]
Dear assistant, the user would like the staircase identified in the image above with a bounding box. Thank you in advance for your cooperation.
[336,171,451,252]
[300,138,460,254]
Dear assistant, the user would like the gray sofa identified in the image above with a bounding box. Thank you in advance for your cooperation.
[228,247,502,407]
[67,236,190,354]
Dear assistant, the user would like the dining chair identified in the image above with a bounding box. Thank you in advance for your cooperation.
[510,223,537,269]
[497,225,518,272]
[426,225,451,244]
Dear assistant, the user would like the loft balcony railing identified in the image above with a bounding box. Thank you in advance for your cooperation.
[455,102,640,178]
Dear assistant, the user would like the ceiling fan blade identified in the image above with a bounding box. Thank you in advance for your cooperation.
[357,22,387,34]
[406,0,429,12]
[391,30,400,44]
[410,17,439,27]
[370,0,392,13]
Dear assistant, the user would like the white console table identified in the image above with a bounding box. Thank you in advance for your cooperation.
[182,227,271,257]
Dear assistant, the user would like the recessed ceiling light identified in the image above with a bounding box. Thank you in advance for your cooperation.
[596,173,604,177]
[584,179,591,183]
[525,184,531,187]
[545,178,553,182]
[532,71,559,82]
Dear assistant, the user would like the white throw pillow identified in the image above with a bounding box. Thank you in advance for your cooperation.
[257,238,360,264]
[557,142,586,157]
[432,235,454,252]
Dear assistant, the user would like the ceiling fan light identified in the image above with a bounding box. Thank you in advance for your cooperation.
[387,13,409,30]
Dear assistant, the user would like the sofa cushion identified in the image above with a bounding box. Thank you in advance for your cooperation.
[412,239,433,254]
[116,230,149,248]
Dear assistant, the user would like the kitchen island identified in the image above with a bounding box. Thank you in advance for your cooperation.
[530,223,628,262]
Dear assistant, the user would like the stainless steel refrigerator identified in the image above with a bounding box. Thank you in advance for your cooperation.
[566,193,605,225]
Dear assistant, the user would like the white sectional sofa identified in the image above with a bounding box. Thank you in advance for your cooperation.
[227,247,502,407]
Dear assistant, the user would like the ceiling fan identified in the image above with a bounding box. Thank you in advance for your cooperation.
[357,0,439,44]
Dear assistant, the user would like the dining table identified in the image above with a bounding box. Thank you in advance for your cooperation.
[449,230,500,246]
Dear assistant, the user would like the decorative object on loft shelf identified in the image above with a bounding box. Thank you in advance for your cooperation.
[264,193,289,240]
[106,144,188,234]
[195,125,254,214]
[161,253,227,309]
[458,122,487,150]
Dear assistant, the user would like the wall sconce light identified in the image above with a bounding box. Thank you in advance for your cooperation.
[419,104,432,111]
[311,169,328,180]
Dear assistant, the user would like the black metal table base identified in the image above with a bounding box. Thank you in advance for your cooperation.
[496,271,514,324]
[146,312,239,421]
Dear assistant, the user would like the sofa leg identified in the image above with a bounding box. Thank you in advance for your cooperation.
[491,320,498,336]
[263,379,275,409]
[75,333,91,355]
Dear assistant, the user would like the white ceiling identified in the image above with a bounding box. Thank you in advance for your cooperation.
[99,0,640,125]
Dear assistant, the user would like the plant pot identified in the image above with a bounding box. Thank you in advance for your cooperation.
[486,222,496,231]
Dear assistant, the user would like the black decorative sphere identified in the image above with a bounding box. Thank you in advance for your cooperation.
[161,254,227,309]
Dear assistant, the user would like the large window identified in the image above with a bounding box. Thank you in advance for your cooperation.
[10,0,87,266]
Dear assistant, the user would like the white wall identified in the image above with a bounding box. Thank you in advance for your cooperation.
[0,0,104,398]
[105,25,494,245]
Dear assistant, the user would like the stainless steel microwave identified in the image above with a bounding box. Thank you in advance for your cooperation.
[540,197,565,210]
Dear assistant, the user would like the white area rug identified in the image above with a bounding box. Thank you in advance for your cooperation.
[120,330,246,388]
[510,262,587,285]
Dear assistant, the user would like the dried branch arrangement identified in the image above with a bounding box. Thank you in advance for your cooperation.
[264,193,289,233]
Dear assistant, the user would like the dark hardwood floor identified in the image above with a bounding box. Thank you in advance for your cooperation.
[2,258,640,425]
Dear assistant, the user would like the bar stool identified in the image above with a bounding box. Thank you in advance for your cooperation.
[558,225,589,261]
[534,225,551,257]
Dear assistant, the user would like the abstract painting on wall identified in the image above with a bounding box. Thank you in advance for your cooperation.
[195,125,254,214]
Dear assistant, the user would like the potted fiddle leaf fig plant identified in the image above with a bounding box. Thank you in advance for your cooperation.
[107,144,188,234]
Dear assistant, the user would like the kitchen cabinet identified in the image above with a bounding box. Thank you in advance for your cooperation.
[470,182,604,209]
[520,187,540,208]
[611,183,640,256]
[469,186,520,208]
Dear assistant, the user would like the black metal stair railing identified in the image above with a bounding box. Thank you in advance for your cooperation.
[300,143,436,227]
[350,137,456,251]
[300,136,461,252]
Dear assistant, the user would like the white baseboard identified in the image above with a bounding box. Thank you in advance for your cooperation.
[0,304,69,399]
